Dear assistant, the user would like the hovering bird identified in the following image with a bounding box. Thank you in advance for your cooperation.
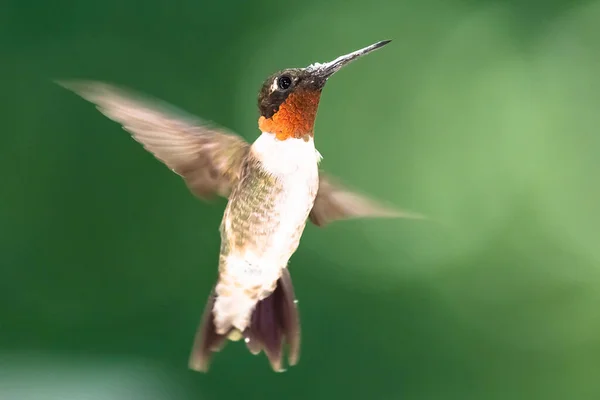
[57,39,421,373]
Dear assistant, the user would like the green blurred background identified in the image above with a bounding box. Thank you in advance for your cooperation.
[2,0,600,398]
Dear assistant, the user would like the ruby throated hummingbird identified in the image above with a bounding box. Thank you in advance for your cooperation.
[57,40,420,372]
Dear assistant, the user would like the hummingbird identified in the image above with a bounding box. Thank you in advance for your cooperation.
[57,39,420,373]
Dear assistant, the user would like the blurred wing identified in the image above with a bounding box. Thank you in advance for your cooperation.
[309,173,424,227]
[57,80,250,200]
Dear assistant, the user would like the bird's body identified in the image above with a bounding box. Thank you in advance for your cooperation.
[214,132,320,336]
[57,39,422,373]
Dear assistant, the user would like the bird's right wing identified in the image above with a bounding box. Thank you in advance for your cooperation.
[57,80,251,200]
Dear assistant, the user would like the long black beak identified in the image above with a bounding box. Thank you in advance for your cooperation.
[306,40,391,81]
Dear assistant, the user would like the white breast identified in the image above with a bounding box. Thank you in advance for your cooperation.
[245,132,321,271]
[251,132,322,176]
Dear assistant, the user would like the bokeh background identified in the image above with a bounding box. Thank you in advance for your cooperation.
[2,0,600,398]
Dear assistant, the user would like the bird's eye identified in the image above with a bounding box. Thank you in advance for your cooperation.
[277,75,292,90]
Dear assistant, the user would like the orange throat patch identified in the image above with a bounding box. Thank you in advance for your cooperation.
[258,89,322,141]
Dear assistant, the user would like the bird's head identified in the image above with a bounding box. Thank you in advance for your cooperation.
[257,40,391,141]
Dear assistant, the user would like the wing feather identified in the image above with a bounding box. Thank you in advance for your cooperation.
[309,173,424,227]
[57,80,250,199]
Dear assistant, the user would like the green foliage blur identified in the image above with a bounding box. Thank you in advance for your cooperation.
[1,0,600,398]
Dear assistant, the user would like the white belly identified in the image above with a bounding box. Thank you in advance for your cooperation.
[212,132,322,332]
[231,132,321,281]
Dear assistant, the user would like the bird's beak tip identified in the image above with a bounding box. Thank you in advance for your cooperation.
[307,39,392,81]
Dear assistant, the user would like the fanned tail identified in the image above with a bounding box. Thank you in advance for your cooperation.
[188,268,300,372]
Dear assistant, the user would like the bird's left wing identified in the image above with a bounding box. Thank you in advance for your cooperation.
[309,172,424,227]
[56,80,251,200]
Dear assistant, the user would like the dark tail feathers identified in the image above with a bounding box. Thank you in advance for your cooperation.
[188,268,300,372]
